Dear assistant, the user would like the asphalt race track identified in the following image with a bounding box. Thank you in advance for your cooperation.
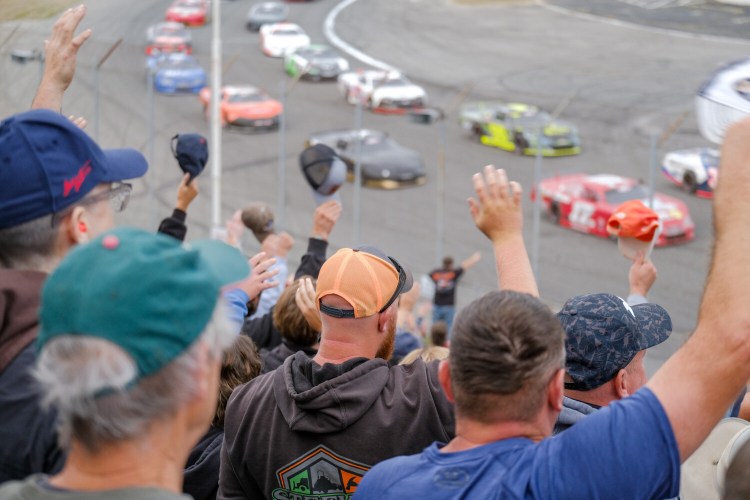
[2,0,749,372]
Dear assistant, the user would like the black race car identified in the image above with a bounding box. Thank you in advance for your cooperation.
[306,129,426,189]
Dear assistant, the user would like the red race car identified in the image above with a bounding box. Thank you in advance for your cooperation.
[538,173,694,246]
[145,22,192,55]
[199,85,283,130]
[165,0,210,27]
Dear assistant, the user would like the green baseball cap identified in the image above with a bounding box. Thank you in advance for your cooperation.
[38,227,249,382]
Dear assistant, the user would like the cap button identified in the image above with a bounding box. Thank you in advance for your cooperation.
[102,235,120,250]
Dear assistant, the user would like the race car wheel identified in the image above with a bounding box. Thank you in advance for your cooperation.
[682,171,698,193]
[513,131,528,155]
[470,124,484,143]
[549,203,561,224]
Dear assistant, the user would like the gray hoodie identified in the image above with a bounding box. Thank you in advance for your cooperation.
[219,351,454,500]
[553,396,600,435]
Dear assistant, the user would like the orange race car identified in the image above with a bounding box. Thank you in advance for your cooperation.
[199,85,283,130]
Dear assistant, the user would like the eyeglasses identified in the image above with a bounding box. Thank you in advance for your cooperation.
[51,182,132,227]
[379,256,407,313]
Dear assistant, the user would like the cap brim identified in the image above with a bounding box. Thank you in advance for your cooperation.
[631,301,672,349]
[190,240,250,286]
[101,148,149,182]
[401,267,414,295]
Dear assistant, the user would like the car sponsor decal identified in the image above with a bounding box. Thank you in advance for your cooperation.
[273,445,370,499]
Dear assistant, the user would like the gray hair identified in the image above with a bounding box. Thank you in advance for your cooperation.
[0,215,58,270]
[34,298,236,452]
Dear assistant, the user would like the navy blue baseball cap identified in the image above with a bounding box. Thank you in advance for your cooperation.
[558,293,672,391]
[0,109,148,229]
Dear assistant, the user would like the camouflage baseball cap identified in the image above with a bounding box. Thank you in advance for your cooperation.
[558,293,672,391]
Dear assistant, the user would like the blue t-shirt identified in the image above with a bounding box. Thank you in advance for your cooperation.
[354,388,679,499]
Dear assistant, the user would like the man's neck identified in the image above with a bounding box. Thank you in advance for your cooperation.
[50,433,189,493]
[564,386,616,408]
[441,417,549,453]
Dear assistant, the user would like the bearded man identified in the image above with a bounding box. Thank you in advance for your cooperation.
[219,246,455,499]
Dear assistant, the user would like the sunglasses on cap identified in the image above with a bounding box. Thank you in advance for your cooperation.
[319,255,407,319]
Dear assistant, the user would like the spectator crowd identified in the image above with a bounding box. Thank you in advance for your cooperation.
[4,5,750,500]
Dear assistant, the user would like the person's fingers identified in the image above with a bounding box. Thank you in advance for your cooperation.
[71,28,92,49]
[468,197,480,221]
[260,280,279,291]
[248,252,268,268]
[472,171,488,206]
[295,287,307,310]
[483,165,501,200]
[302,277,317,302]
[492,168,509,201]
[180,173,191,186]
[56,5,86,37]
[67,115,87,129]
[509,181,522,207]
[263,265,280,277]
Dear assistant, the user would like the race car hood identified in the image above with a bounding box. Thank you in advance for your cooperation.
[153,35,188,46]
[226,101,282,119]
[372,85,425,101]
[360,145,425,179]
[168,7,202,17]
[542,121,575,137]
[266,35,309,48]
[249,12,285,23]
[309,56,345,67]
[158,67,205,80]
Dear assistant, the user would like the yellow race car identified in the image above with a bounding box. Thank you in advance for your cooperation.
[459,102,581,157]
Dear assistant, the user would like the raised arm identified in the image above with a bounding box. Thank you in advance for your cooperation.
[648,116,750,462]
[468,165,538,297]
[460,251,481,271]
[627,251,656,305]
[295,200,342,280]
[32,5,92,112]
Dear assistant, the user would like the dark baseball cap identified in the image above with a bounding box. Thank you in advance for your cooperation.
[0,109,148,229]
[558,293,672,391]
[299,144,345,205]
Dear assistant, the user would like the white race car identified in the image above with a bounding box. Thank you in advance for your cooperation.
[259,23,310,58]
[337,70,427,110]
[661,147,719,198]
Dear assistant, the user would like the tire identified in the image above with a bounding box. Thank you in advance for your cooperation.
[549,203,561,224]
[513,131,528,155]
[470,124,484,143]
[682,171,698,193]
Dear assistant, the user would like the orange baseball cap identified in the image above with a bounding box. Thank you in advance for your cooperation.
[607,200,660,242]
[316,246,413,319]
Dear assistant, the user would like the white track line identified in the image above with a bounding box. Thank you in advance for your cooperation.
[536,0,750,46]
[324,0,399,71]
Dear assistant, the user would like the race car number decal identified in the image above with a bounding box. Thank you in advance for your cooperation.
[569,202,595,228]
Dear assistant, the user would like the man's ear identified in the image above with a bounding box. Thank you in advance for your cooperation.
[614,369,629,399]
[377,304,396,334]
[66,206,90,244]
[438,360,455,403]
[548,368,565,412]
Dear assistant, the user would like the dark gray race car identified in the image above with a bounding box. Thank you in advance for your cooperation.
[246,2,289,31]
[307,129,426,189]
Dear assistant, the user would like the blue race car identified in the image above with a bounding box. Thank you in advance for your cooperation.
[153,53,207,94]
